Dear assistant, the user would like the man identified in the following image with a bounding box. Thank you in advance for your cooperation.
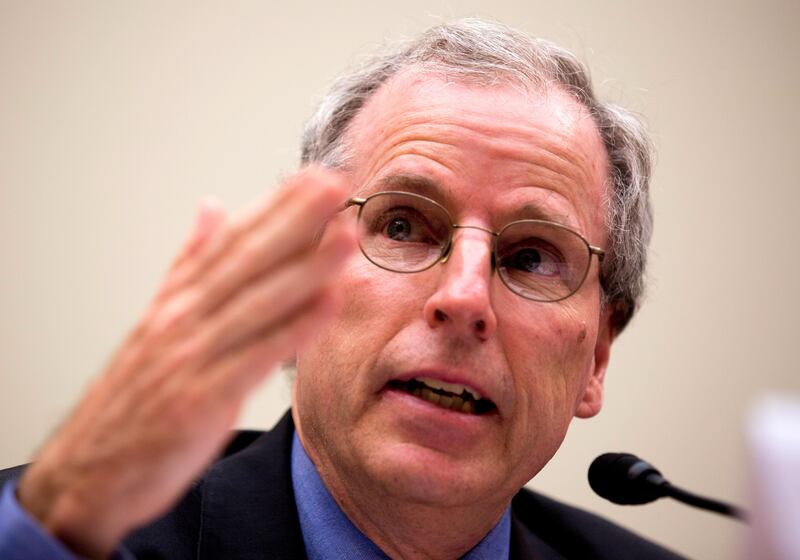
[0,19,683,559]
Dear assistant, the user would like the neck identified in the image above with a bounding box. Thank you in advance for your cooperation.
[298,432,510,559]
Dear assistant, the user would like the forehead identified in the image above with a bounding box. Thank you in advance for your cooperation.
[344,69,610,239]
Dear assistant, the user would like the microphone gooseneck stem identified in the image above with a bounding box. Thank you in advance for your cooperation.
[661,482,749,521]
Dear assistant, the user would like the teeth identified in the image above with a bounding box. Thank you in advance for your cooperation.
[415,376,483,401]
[420,387,440,405]
[417,385,478,414]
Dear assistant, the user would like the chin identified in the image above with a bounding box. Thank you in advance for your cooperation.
[360,440,505,508]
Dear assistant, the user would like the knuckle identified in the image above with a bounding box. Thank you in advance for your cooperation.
[150,290,199,339]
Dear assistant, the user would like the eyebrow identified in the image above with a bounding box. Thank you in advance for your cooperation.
[372,172,573,227]
[374,173,443,200]
[507,202,571,226]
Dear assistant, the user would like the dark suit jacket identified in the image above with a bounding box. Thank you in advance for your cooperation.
[1,412,686,559]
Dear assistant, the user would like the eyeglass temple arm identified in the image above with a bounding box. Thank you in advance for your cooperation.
[343,197,367,211]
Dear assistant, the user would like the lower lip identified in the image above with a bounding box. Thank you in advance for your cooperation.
[378,387,499,448]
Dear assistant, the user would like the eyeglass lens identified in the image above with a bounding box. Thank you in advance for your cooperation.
[356,192,593,302]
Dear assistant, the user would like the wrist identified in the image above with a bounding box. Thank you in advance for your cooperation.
[17,466,120,559]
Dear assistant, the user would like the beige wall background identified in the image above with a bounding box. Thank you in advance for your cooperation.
[1,1,798,558]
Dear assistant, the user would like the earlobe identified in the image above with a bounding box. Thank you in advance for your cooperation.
[575,309,615,419]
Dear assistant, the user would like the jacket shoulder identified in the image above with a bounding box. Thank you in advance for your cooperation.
[122,429,269,559]
[0,465,27,488]
[511,488,687,560]
[0,431,263,489]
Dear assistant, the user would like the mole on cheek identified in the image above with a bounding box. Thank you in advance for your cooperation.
[577,324,587,343]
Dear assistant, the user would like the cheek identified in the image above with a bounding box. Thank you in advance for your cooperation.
[337,256,420,334]
[297,258,420,403]
[549,316,598,411]
[505,304,597,441]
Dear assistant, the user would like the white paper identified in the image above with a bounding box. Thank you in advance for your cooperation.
[746,394,800,560]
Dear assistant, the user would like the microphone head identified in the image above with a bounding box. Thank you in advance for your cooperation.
[588,452,667,505]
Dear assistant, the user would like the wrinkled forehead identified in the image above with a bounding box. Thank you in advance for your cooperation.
[346,67,607,163]
[342,68,611,239]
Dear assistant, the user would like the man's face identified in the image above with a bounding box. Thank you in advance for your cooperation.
[293,70,614,509]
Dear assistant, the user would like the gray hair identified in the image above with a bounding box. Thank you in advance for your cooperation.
[301,18,653,332]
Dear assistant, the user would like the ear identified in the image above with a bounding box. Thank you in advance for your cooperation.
[574,307,616,419]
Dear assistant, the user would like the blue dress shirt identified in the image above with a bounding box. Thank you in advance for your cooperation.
[291,433,511,560]
[0,480,78,559]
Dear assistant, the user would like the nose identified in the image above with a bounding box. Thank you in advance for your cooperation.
[422,228,498,341]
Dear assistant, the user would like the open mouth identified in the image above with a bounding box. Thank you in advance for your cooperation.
[387,376,496,415]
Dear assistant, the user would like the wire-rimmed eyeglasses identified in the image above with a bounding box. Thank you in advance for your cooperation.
[344,191,605,303]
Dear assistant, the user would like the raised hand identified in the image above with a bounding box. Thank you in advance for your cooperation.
[16,166,356,558]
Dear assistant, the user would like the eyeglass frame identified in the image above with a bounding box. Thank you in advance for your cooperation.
[344,190,606,303]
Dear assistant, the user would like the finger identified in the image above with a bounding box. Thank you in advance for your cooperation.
[171,166,347,293]
[154,166,348,324]
[204,289,341,401]
[129,167,350,375]
[151,198,228,307]
[181,198,226,266]
[234,165,344,237]
[117,217,353,395]
[174,168,350,324]
[210,166,349,286]
[198,221,355,360]
[131,285,341,418]
[114,198,226,367]
[168,198,227,272]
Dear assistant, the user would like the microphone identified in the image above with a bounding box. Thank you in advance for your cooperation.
[588,453,748,521]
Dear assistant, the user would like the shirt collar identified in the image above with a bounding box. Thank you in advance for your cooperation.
[291,432,511,560]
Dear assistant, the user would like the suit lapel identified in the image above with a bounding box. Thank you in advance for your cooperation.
[510,507,567,560]
[197,412,307,559]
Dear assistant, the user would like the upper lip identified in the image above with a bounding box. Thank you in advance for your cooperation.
[387,367,500,410]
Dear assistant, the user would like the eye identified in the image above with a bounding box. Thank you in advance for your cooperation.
[511,248,543,272]
[386,217,413,241]
[499,241,563,277]
[374,207,440,245]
